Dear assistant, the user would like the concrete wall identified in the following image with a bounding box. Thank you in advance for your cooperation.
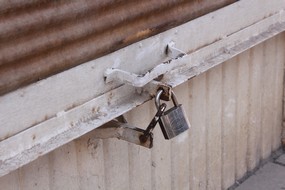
[0,33,284,190]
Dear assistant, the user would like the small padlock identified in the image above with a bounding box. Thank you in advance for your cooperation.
[155,89,190,139]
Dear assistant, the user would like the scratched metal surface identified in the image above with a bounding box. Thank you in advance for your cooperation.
[0,0,236,95]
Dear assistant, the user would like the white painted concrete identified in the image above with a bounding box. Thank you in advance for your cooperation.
[0,34,283,189]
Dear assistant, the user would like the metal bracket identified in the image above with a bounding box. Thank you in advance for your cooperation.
[166,41,186,59]
[104,43,187,87]
[92,117,153,148]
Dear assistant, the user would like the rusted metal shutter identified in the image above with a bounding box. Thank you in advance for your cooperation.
[0,0,236,95]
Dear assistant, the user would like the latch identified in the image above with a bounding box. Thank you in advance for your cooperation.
[104,43,186,87]
[98,43,190,148]
[92,115,153,148]
[93,88,190,148]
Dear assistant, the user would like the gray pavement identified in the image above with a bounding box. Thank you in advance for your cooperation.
[235,154,285,190]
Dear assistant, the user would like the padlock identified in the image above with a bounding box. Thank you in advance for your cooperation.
[155,89,190,139]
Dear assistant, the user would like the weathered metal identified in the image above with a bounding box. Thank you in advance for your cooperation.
[139,102,167,145]
[155,89,190,139]
[92,120,154,149]
[104,43,188,87]
[0,0,236,95]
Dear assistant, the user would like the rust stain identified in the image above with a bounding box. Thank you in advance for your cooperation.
[123,29,152,44]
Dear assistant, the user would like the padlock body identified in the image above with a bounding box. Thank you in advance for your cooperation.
[159,104,190,139]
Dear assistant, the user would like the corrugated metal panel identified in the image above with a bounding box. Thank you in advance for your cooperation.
[0,33,283,190]
[0,0,236,95]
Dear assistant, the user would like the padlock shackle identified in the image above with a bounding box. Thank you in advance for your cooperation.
[171,91,179,107]
[155,89,164,110]
[155,89,179,110]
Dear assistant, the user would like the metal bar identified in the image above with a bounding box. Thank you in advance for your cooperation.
[104,44,187,87]
[92,120,153,149]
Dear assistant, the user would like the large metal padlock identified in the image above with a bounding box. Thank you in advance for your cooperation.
[155,89,190,139]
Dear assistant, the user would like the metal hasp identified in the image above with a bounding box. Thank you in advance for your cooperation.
[93,116,153,148]
[104,43,187,87]
[166,41,186,59]
[93,102,167,149]
[155,89,190,140]
[93,88,190,147]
